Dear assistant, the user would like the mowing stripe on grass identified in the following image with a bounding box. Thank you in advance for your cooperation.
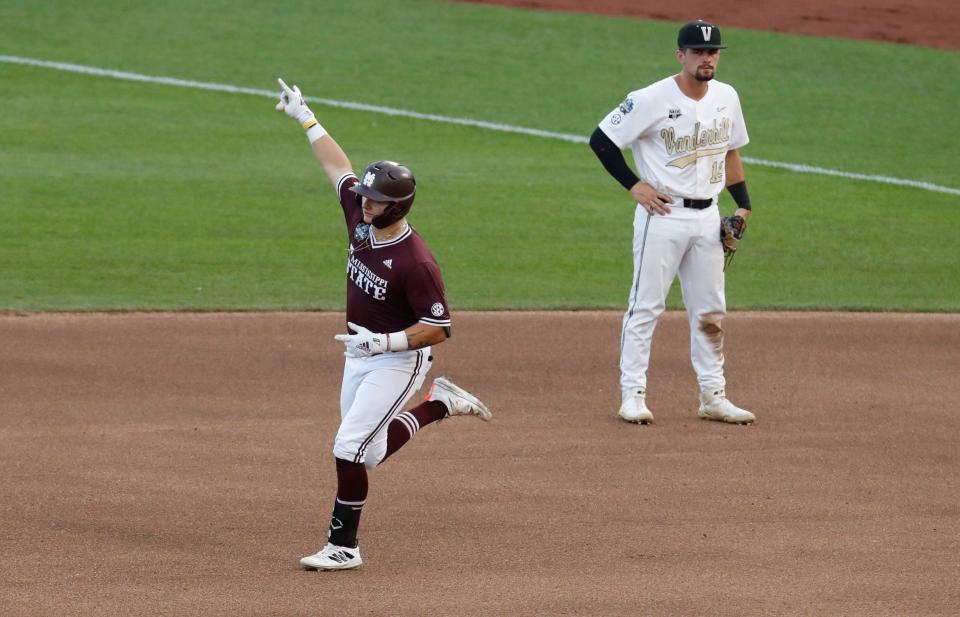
[3,54,958,197]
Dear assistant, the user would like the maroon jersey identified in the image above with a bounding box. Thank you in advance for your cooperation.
[335,173,451,334]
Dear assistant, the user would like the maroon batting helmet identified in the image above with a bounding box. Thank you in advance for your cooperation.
[350,160,417,228]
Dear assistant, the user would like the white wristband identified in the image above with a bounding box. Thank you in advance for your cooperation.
[386,331,409,352]
[303,118,327,144]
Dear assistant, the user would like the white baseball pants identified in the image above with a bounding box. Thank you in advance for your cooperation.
[620,201,727,394]
[334,348,432,469]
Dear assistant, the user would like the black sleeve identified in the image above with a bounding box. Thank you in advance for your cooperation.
[726,180,752,211]
[589,127,640,191]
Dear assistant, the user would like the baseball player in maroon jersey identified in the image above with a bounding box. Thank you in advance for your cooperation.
[275,78,492,571]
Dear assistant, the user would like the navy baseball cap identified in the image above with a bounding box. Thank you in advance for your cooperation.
[677,20,727,49]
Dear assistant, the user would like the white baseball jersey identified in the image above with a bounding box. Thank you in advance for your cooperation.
[599,77,748,199]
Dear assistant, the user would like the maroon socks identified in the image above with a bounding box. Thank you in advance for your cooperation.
[382,400,447,461]
[327,401,448,547]
[328,458,368,548]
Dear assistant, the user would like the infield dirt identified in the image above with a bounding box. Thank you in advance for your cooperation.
[2,311,958,615]
[456,0,960,50]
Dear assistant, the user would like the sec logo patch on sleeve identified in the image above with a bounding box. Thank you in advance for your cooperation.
[430,303,445,317]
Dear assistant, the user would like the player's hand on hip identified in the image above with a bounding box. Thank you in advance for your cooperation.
[275,77,317,127]
[334,321,388,358]
[629,181,673,215]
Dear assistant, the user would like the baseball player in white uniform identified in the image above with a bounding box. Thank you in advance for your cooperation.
[589,20,756,425]
[275,78,492,571]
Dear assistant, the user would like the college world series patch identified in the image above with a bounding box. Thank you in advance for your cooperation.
[354,223,370,242]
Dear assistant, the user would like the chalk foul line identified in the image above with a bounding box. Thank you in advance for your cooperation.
[2,54,957,196]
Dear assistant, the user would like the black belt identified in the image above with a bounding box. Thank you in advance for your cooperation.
[682,198,713,209]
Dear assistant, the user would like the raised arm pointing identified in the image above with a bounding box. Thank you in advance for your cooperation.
[275,77,353,187]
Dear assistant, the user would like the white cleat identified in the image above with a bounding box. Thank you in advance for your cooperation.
[300,543,363,571]
[427,377,492,421]
[697,388,755,425]
[618,388,654,424]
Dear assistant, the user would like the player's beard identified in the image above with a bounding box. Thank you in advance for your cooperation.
[695,68,715,81]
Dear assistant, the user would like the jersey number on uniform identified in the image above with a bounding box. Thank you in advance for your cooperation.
[710,160,725,184]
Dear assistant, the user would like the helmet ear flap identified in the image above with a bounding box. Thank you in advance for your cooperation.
[371,197,413,228]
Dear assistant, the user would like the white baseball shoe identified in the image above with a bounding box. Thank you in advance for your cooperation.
[427,377,492,421]
[300,543,362,571]
[618,388,653,424]
[697,388,755,425]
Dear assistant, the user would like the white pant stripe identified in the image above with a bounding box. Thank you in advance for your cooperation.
[353,350,424,464]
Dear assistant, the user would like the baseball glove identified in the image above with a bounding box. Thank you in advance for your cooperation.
[720,215,746,269]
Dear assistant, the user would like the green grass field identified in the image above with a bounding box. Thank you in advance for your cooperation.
[2,0,958,311]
